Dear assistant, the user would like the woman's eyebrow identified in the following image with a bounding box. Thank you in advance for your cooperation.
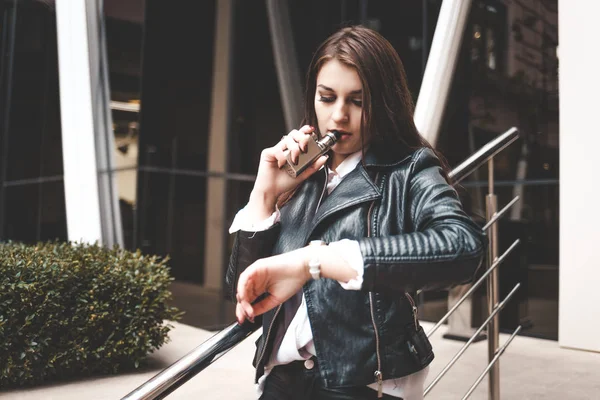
[317,84,334,91]
[317,84,362,94]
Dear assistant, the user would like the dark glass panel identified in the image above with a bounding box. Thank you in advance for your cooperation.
[136,0,217,284]
[0,0,66,243]
[138,0,215,171]
[4,180,67,243]
[420,0,559,340]
[2,2,63,181]
[228,0,285,176]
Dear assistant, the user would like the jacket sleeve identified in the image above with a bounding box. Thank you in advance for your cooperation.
[224,224,281,302]
[359,148,487,293]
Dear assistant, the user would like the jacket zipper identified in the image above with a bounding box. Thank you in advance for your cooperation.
[315,166,328,213]
[367,173,383,398]
[257,168,328,370]
[255,304,283,368]
[405,292,419,329]
[369,291,383,397]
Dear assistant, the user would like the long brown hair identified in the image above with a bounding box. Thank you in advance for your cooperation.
[302,25,450,173]
[279,26,450,207]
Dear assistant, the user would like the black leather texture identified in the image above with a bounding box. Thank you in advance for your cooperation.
[226,147,486,388]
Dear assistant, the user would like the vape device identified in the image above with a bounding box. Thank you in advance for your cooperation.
[283,130,341,178]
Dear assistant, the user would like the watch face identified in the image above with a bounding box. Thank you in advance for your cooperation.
[308,240,324,279]
[309,259,321,280]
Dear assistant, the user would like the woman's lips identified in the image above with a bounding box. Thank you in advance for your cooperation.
[332,130,351,140]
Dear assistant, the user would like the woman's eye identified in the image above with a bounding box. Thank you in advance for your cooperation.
[352,99,363,107]
[318,96,335,103]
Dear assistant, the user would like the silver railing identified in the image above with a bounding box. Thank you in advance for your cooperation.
[121,321,258,400]
[121,127,520,400]
[424,126,521,399]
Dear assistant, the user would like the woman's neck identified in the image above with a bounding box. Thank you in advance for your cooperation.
[329,153,346,172]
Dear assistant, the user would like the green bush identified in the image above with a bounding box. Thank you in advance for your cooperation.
[0,241,182,387]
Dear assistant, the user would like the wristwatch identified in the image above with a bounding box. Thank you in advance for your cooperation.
[308,240,327,280]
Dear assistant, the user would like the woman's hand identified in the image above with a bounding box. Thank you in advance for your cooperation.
[235,248,311,324]
[247,126,328,221]
[234,245,358,324]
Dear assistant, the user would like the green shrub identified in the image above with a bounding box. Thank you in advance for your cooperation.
[0,241,182,387]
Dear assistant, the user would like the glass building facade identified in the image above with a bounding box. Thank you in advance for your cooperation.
[0,1,67,244]
[0,0,559,338]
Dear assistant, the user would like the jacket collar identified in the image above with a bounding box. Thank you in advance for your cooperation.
[363,141,413,169]
[281,143,415,245]
[310,143,416,239]
[311,163,380,236]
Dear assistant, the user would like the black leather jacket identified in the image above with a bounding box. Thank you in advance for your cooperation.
[226,147,486,388]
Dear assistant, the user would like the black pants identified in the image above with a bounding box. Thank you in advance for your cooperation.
[259,358,402,400]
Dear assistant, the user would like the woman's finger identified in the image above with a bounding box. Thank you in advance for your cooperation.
[250,294,282,317]
[278,129,300,149]
[260,146,281,164]
[276,134,288,150]
[298,125,314,134]
[292,154,329,183]
[239,300,255,323]
[235,302,247,325]
[237,263,264,305]
[263,140,289,169]
[236,273,255,321]
[289,128,313,153]
[283,135,301,164]
[308,155,329,173]
[274,146,288,168]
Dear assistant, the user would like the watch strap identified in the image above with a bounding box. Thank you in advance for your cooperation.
[308,240,326,280]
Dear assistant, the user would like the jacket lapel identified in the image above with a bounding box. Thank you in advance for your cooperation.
[281,161,385,249]
[278,169,326,251]
[311,164,381,235]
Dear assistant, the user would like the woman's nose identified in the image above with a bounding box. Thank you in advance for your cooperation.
[331,102,349,123]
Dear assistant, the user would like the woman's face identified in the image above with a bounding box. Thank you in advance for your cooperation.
[314,59,367,169]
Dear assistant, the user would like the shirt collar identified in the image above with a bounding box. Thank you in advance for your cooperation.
[327,150,363,179]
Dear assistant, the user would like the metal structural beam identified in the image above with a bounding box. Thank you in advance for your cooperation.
[414,0,473,147]
[87,0,124,247]
[55,0,103,244]
[55,0,123,247]
[203,0,234,289]
[266,0,303,132]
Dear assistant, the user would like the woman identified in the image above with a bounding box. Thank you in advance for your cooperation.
[226,26,486,400]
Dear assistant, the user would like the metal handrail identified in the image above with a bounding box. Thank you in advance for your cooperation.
[426,195,520,338]
[449,127,519,184]
[121,320,259,400]
[426,239,520,338]
[461,325,522,399]
[423,284,521,397]
[482,196,520,232]
[121,128,521,400]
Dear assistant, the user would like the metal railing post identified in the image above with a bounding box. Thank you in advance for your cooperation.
[462,326,522,400]
[486,158,500,400]
[423,284,520,397]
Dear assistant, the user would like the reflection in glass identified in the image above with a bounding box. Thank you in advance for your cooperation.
[421,0,559,340]
[0,0,67,243]
[486,27,496,70]
[104,1,145,250]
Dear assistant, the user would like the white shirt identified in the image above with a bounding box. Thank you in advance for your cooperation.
[229,151,428,399]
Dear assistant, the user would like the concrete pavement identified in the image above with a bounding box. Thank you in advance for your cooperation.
[2,320,600,399]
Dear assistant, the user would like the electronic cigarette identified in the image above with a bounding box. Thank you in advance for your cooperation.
[283,130,341,178]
